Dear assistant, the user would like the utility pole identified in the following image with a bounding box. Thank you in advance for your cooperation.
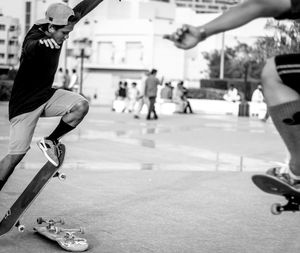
[219,32,225,79]
[62,0,69,72]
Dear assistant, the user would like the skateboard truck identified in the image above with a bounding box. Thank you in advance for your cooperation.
[37,217,65,226]
[271,195,300,215]
[252,174,300,215]
[53,171,66,181]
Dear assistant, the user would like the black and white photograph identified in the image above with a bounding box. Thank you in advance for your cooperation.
[0,0,300,252]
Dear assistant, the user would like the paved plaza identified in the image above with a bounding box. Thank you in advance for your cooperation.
[0,102,299,253]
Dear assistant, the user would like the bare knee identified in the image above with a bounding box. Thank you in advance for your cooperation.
[71,100,89,120]
[261,57,282,89]
[261,58,279,88]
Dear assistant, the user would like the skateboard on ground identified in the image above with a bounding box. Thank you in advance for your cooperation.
[34,217,88,252]
[252,174,300,215]
[0,144,66,237]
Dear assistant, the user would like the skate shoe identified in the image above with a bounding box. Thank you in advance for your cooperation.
[37,138,59,167]
[266,166,300,189]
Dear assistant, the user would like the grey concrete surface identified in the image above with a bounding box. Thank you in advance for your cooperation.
[0,102,298,253]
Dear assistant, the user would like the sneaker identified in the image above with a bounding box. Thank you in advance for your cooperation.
[266,166,300,188]
[37,138,59,167]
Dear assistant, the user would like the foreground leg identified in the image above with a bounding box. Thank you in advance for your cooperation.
[38,91,89,166]
[0,154,25,191]
[262,55,300,180]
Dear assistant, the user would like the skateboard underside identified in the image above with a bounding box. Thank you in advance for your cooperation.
[252,174,300,214]
[0,144,66,237]
[252,174,300,198]
[34,226,88,252]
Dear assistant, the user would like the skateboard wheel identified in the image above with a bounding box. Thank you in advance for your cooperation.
[18,224,25,232]
[271,203,282,215]
[37,217,45,224]
[58,173,66,181]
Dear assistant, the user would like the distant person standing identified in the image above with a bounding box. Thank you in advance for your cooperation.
[160,82,173,101]
[134,71,149,119]
[69,69,79,92]
[252,84,269,122]
[251,84,264,103]
[52,67,64,89]
[125,82,139,113]
[223,84,241,103]
[180,81,193,114]
[145,69,160,120]
[63,69,70,90]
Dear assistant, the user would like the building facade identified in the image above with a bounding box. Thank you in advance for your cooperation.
[0,0,266,105]
[174,0,240,13]
[0,14,20,72]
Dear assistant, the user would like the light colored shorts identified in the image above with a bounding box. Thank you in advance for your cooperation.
[8,89,87,155]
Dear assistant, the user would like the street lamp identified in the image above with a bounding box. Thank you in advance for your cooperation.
[62,0,69,73]
[74,38,91,95]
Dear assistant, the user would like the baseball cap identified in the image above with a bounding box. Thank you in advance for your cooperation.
[35,3,74,26]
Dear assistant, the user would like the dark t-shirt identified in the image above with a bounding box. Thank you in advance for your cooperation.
[9,25,60,120]
[9,0,104,120]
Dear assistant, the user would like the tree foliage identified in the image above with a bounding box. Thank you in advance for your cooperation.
[203,19,300,80]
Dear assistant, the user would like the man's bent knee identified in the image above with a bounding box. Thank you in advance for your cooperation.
[71,100,89,119]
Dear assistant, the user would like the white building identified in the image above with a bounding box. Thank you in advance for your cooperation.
[0,0,270,105]
[67,0,270,104]
[174,0,241,13]
[0,14,20,72]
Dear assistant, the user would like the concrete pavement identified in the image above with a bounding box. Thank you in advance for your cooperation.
[0,102,299,253]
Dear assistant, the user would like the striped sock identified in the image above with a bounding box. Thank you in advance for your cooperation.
[269,99,300,177]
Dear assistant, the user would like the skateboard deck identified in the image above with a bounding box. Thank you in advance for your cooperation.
[252,174,300,214]
[34,217,88,252]
[0,144,66,237]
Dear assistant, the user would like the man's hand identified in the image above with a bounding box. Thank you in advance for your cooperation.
[39,38,60,49]
[163,24,204,50]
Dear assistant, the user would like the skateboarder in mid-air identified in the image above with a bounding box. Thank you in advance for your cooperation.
[0,0,112,192]
[164,0,300,186]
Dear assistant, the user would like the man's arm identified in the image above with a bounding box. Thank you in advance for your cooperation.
[164,0,291,49]
[72,0,120,24]
[202,0,290,38]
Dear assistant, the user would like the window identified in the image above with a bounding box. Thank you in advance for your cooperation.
[125,42,143,65]
[0,24,5,31]
[9,26,16,32]
[97,42,114,64]
[9,40,16,46]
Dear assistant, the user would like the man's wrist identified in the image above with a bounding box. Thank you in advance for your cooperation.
[198,27,207,41]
